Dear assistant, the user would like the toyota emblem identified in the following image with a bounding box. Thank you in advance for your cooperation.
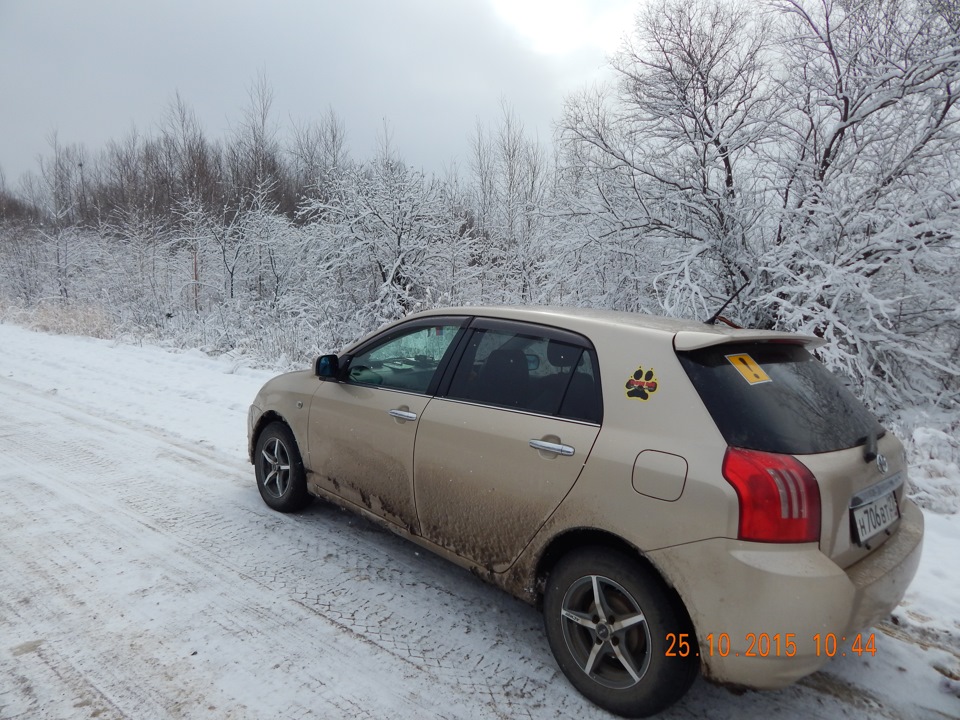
[876,453,888,474]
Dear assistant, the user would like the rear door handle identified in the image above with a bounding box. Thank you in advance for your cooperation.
[529,439,575,457]
[388,409,418,421]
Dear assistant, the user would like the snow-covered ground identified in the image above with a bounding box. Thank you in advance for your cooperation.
[0,322,957,720]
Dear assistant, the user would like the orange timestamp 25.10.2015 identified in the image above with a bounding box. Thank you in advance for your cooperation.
[665,632,878,658]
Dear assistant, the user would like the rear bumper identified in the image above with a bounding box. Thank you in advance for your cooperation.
[648,499,924,689]
[843,499,924,631]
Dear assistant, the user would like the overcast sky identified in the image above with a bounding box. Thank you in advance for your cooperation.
[0,0,639,187]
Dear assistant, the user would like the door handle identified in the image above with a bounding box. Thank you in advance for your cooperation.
[388,409,418,421]
[529,439,575,457]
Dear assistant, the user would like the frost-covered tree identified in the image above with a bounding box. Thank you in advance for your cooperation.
[35,132,89,302]
[558,0,780,313]
[289,107,350,210]
[300,133,470,339]
[469,103,553,302]
[558,0,960,409]
[756,0,960,407]
[95,206,175,329]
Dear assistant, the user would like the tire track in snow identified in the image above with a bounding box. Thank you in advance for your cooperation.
[0,382,483,719]
[0,374,586,718]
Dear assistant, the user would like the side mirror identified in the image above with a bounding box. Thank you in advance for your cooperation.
[315,354,340,378]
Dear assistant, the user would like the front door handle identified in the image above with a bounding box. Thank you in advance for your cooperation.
[388,408,418,422]
[529,439,575,457]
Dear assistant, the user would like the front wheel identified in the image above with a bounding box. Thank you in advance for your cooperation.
[543,547,698,718]
[254,421,312,512]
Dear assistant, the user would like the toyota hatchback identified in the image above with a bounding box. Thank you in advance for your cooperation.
[247,306,923,717]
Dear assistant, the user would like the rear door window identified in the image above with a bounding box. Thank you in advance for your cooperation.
[678,342,883,455]
[443,321,602,423]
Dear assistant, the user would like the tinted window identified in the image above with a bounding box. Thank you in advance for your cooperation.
[678,343,883,455]
[346,322,463,394]
[446,327,602,423]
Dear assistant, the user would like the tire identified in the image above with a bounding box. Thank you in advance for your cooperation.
[543,546,698,718]
[254,421,312,512]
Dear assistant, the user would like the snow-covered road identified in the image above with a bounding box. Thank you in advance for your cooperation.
[0,323,957,719]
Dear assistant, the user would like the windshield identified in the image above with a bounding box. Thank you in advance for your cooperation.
[678,342,883,455]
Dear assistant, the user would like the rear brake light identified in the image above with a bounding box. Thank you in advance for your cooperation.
[722,447,821,543]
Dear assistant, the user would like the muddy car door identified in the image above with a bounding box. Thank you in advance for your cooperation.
[413,319,602,570]
[307,318,467,532]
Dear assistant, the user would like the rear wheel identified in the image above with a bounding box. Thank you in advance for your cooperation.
[254,422,311,512]
[543,547,698,717]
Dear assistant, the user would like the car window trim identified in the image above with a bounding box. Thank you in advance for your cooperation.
[433,319,477,397]
[436,395,602,427]
[467,316,597,350]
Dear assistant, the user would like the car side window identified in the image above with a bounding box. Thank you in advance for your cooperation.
[446,326,602,423]
[347,322,462,394]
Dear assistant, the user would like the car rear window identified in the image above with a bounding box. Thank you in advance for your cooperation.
[677,342,883,455]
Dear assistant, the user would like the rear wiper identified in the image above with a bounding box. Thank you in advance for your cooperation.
[862,431,878,463]
[856,428,886,463]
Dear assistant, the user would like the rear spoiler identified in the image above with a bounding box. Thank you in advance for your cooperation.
[673,329,825,352]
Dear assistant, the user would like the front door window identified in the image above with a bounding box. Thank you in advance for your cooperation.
[347,323,463,394]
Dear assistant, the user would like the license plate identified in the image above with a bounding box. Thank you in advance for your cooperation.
[851,492,900,544]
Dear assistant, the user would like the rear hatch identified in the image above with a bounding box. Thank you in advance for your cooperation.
[675,337,906,569]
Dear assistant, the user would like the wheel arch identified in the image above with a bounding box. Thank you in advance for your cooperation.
[249,410,292,464]
[532,528,694,631]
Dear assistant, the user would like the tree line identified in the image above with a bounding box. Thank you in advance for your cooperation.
[1,0,957,420]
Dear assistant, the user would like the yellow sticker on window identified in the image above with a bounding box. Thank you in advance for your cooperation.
[725,353,771,385]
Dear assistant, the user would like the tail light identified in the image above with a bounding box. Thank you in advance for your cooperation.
[722,447,821,543]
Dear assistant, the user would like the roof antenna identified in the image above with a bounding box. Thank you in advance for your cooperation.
[705,277,751,326]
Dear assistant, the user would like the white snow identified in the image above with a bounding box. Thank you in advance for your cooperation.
[0,321,957,719]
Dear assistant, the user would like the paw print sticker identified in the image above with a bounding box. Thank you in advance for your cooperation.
[625,366,658,401]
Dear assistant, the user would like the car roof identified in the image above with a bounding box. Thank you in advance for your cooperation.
[407,305,824,350]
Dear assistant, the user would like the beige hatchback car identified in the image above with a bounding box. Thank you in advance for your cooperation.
[247,306,923,717]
